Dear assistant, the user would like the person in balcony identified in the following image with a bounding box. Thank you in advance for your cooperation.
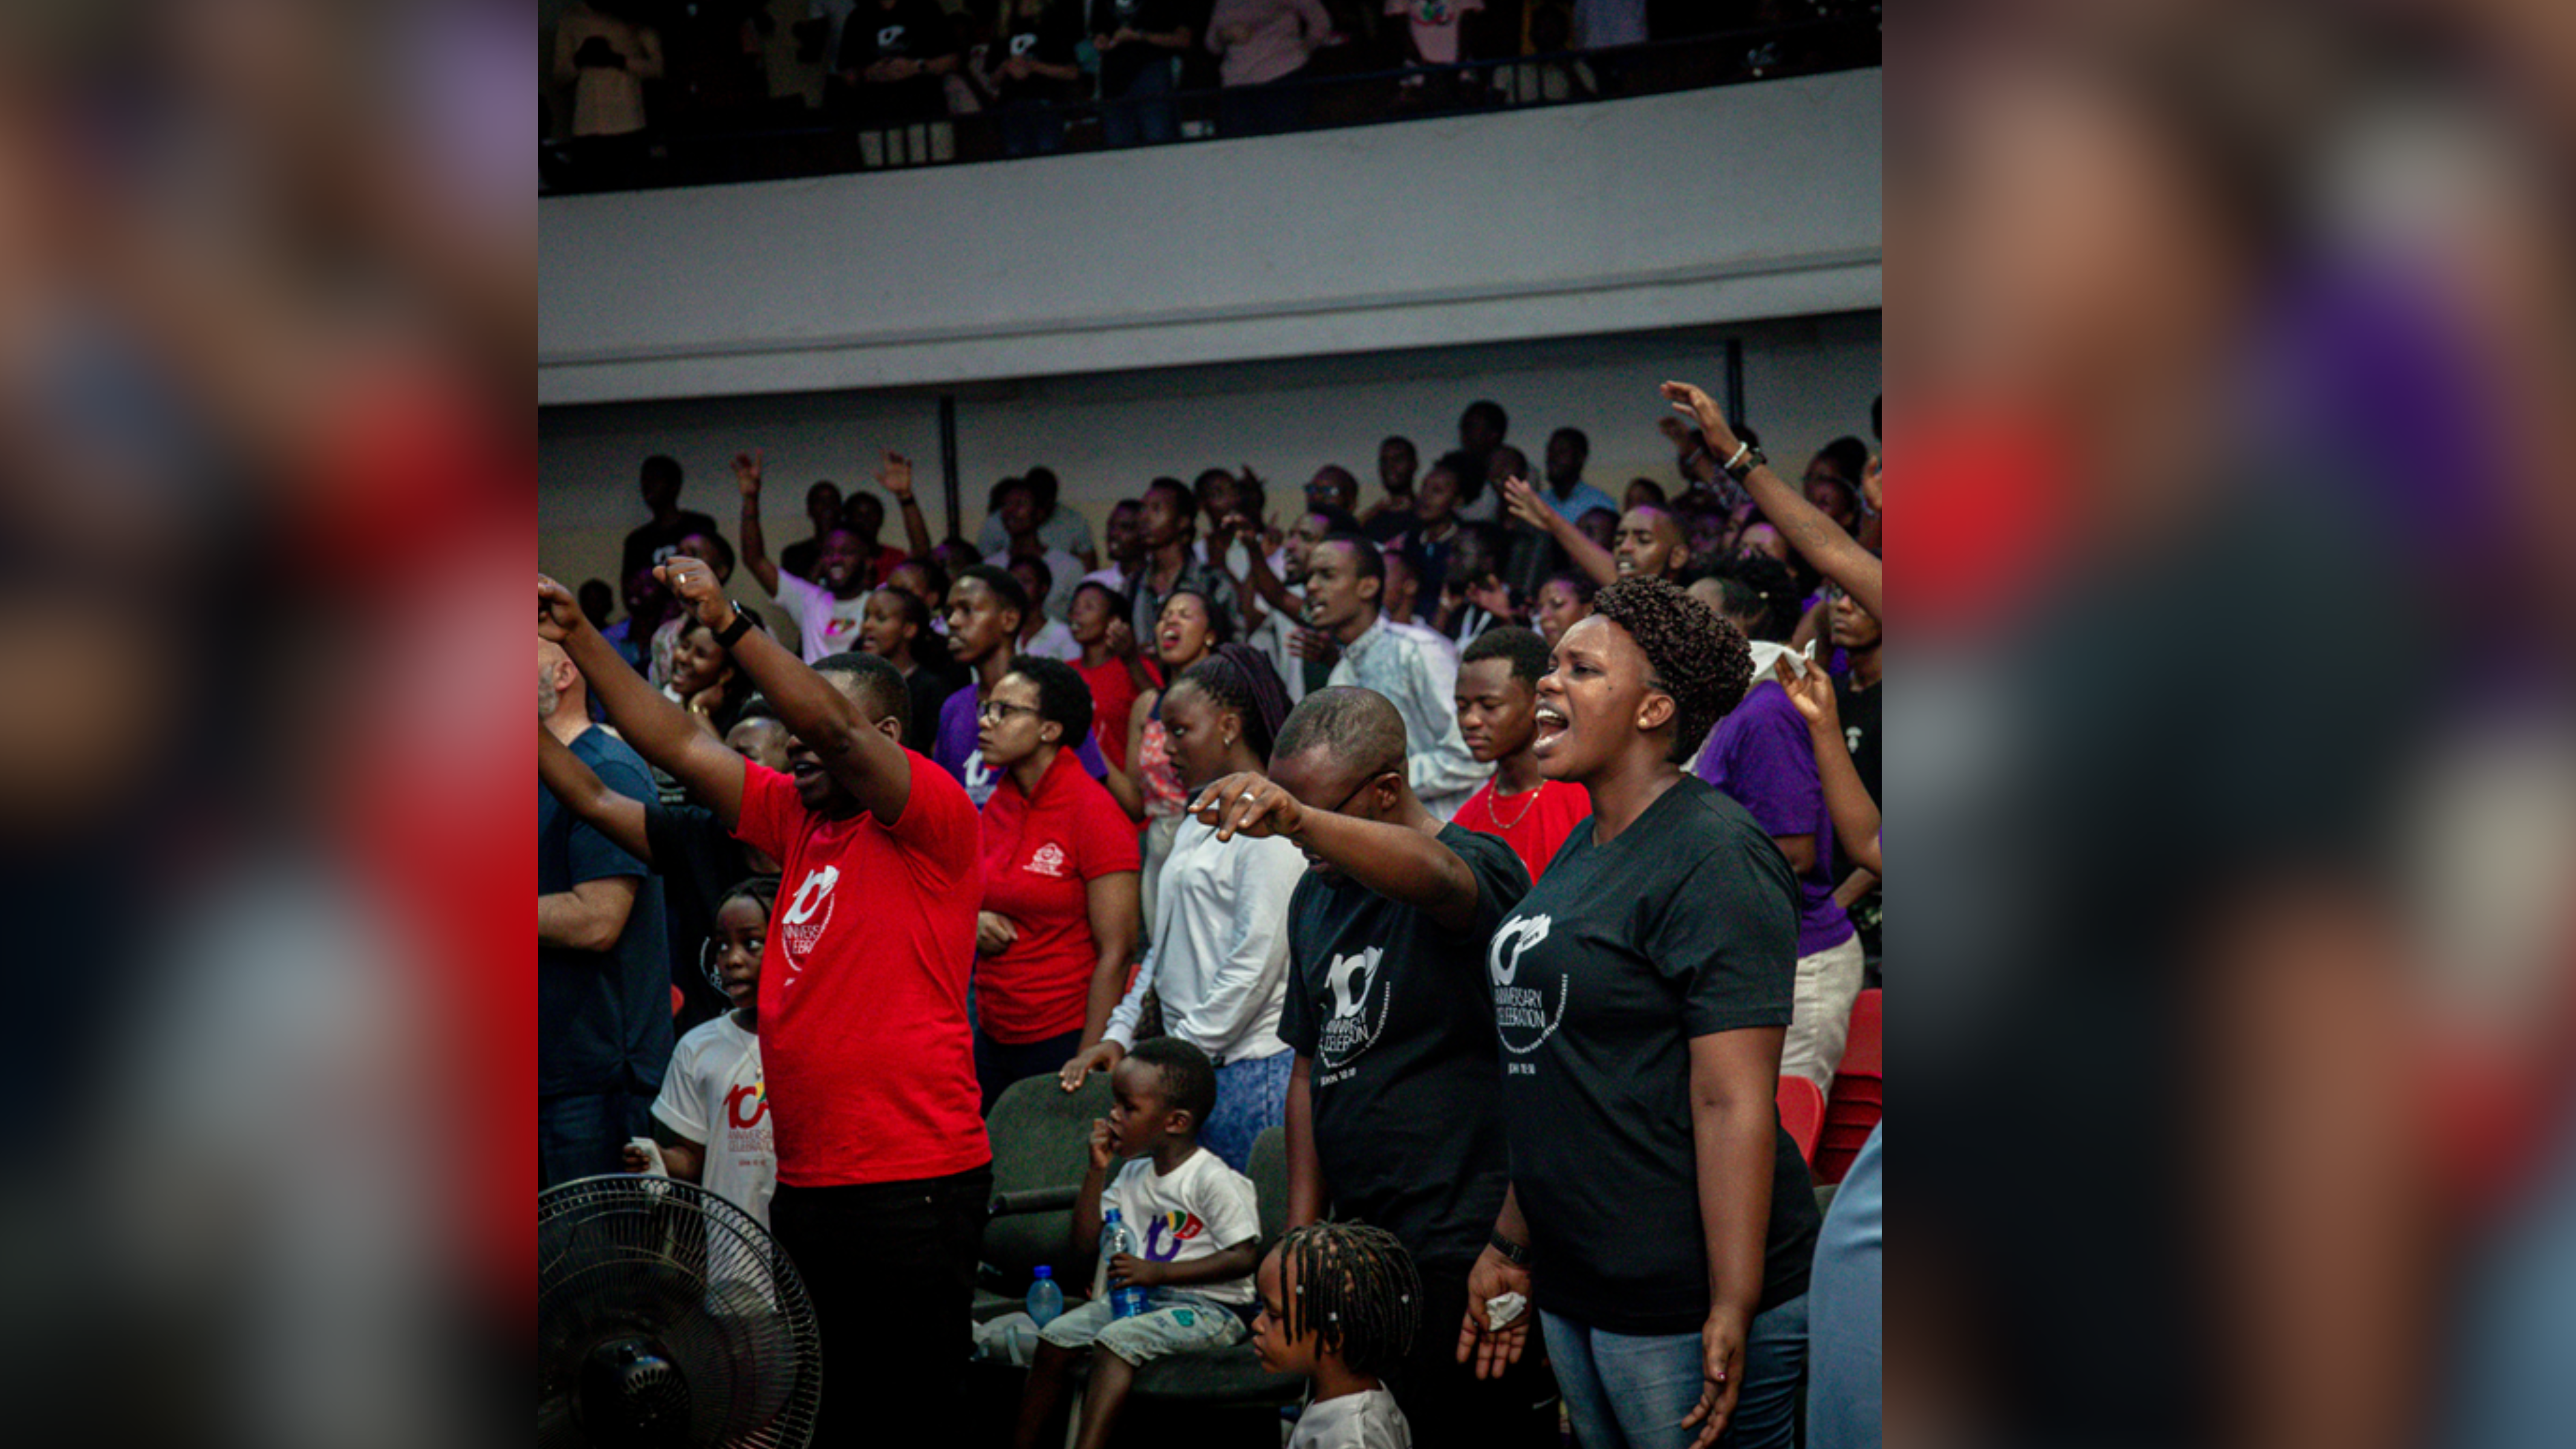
[1207,0,1336,136]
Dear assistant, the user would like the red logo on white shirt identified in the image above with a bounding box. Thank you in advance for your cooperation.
[1025,842,1069,879]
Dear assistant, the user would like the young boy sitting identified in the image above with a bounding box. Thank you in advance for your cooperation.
[1012,1037,1263,1449]
[1254,1222,1423,1449]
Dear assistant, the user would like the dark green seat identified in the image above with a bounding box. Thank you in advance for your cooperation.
[978,1070,1111,1321]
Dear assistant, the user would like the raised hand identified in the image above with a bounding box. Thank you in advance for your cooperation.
[1498,475,1557,532]
[1187,770,1304,842]
[1286,625,1338,665]
[1466,576,1515,618]
[733,448,764,498]
[1104,616,1138,659]
[1773,653,1839,735]
[538,574,585,642]
[1659,380,1737,452]
[654,555,735,629]
[876,449,915,501]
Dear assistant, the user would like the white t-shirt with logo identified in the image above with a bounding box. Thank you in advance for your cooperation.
[1096,1145,1261,1308]
[772,569,871,663]
[651,1012,776,1231]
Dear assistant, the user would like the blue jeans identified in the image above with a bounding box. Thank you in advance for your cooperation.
[1101,60,1175,148]
[1806,1125,1882,1449]
[538,1090,649,1191]
[1200,1050,1292,1171]
[1541,1295,1809,1449]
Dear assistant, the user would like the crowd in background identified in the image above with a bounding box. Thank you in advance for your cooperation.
[545,0,1881,169]
[539,374,1884,1447]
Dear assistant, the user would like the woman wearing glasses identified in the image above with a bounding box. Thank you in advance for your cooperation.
[971,657,1146,1112]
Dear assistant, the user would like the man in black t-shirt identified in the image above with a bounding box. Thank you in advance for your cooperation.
[622,454,722,584]
[835,0,960,124]
[1186,686,1555,1448]
[1090,0,1191,146]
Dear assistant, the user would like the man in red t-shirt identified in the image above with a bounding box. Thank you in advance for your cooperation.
[541,558,990,1447]
[969,657,1142,1110]
[1449,626,1593,882]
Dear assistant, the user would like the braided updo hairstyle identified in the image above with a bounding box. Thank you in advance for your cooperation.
[1173,643,1294,761]
[1277,1222,1420,1378]
[1589,576,1752,764]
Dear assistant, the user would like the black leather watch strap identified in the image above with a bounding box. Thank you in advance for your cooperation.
[715,606,754,649]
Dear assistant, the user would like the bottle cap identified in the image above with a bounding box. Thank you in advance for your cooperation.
[1033,1265,1052,1278]
[1104,1208,1122,1220]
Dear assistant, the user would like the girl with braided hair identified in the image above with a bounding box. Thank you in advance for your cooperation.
[1472,578,1821,1449]
[1058,643,1304,1170]
[1255,1222,1424,1449]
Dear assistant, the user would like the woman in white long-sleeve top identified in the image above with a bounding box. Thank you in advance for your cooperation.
[1059,643,1302,1171]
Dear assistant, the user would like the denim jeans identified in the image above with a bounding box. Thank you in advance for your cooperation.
[1101,60,1176,148]
[1201,1050,1292,1171]
[1541,1294,1809,1449]
[1806,1125,1882,1449]
[538,1089,648,1191]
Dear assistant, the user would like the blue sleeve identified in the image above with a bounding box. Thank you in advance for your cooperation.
[568,749,655,886]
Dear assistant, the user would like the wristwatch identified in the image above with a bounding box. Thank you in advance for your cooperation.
[715,605,755,650]
[1488,1232,1531,1268]
[1722,442,1768,486]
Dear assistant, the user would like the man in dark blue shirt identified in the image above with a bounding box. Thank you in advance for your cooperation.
[539,637,671,1188]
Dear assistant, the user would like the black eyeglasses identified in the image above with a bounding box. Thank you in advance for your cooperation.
[1325,769,1396,815]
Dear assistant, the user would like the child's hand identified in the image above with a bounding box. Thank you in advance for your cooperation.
[1107,1254,1162,1288]
[620,1142,655,1173]
[1087,1118,1117,1171]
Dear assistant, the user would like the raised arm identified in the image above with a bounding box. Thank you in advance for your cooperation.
[539,721,656,865]
[734,449,780,596]
[1774,658,1881,877]
[542,573,747,827]
[879,451,934,558]
[1664,382,1882,620]
[654,555,914,825]
[1501,475,1617,588]
[1225,514,1301,624]
[1187,770,1482,931]
[1682,1027,1786,1447]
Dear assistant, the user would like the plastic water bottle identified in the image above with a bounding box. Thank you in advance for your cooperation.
[1101,1209,1151,1319]
[1026,1265,1063,1329]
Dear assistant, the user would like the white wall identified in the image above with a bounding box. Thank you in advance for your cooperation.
[539,311,1880,596]
[539,70,1882,404]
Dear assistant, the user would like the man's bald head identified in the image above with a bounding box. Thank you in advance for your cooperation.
[539,639,583,721]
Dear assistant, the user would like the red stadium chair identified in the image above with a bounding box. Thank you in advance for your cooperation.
[1776,1075,1826,1164]
[1815,988,1882,1185]
[672,985,685,1018]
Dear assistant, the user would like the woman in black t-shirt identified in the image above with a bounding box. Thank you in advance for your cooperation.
[1468,577,1820,1449]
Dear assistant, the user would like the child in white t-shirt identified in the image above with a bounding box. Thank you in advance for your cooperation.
[625,879,776,1229]
[1009,1037,1262,1449]
[1254,1222,1421,1449]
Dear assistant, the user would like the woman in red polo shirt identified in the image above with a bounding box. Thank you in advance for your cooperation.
[971,656,1145,1110]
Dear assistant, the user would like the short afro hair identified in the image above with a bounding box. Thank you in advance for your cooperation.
[1271,685,1408,777]
[811,652,911,738]
[1461,625,1551,687]
[1716,555,1801,643]
[1007,552,1055,602]
[1588,578,1750,764]
[1817,435,1871,486]
[1004,655,1094,746]
[954,564,1031,623]
[1073,578,1131,621]
[1316,533,1383,584]
[1127,1035,1217,1128]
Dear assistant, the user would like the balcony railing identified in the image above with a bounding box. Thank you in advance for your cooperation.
[541,17,1879,197]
